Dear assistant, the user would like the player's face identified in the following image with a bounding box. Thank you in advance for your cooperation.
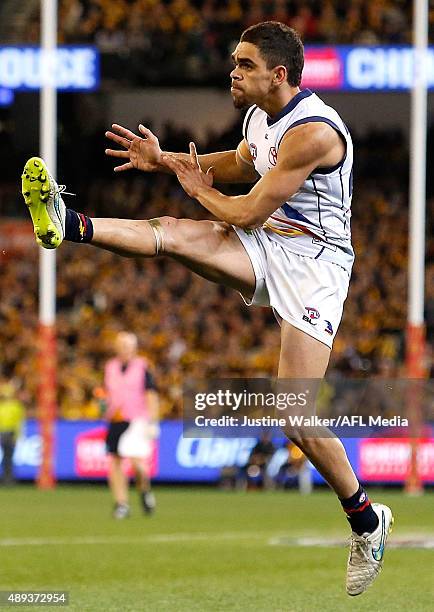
[230,42,275,109]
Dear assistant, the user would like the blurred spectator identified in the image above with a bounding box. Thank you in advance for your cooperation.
[274,441,308,490]
[242,432,275,489]
[0,381,25,484]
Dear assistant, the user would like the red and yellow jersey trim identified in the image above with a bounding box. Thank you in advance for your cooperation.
[263,222,304,237]
[263,216,318,238]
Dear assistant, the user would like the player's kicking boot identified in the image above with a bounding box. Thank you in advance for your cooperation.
[346,503,394,596]
[21,157,65,249]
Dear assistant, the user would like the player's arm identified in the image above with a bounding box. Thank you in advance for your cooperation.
[162,122,344,227]
[145,370,159,423]
[185,140,258,183]
[105,124,258,183]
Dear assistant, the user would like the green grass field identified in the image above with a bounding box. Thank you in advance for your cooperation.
[0,486,433,611]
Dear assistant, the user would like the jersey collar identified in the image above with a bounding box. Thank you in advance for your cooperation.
[266,89,313,127]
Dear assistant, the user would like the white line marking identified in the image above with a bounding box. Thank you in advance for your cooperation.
[1,532,433,549]
[269,535,434,549]
[0,532,269,547]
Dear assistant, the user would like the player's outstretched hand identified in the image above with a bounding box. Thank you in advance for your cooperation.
[105,124,162,172]
[162,143,214,198]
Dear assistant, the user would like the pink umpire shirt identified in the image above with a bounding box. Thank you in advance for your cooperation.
[104,357,149,422]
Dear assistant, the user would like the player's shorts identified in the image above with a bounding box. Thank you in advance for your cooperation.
[106,419,154,459]
[234,227,350,348]
[106,421,130,455]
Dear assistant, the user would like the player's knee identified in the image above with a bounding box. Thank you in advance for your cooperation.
[150,218,231,257]
[290,434,343,456]
[147,216,178,255]
[157,216,178,231]
[288,429,319,452]
[157,217,197,255]
[147,216,198,256]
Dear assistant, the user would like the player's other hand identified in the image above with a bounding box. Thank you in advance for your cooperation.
[161,143,214,198]
[105,124,162,172]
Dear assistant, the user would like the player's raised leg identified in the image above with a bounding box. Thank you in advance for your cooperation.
[21,156,256,297]
[278,321,393,596]
[92,217,256,296]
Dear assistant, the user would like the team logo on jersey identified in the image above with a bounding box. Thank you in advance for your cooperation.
[324,320,334,335]
[268,146,277,166]
[249,143,257,161]
[303,307,320,326]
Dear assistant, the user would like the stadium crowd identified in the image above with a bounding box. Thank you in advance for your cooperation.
[23,1,433,84]
[1,112,434,419]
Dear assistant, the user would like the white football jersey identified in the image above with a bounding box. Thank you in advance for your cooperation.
[243,89,354,272]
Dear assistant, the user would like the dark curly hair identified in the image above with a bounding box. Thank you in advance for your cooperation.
[240,21,304,87]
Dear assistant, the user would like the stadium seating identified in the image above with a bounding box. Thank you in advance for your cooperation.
[1,118,432,419]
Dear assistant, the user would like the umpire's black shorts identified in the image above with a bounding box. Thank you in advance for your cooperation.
[106,421,130,455]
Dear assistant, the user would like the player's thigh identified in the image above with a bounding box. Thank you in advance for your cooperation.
[108,454,122,470]
[278,320,330,378]
[130,457,142,472]
[161,217,256,297]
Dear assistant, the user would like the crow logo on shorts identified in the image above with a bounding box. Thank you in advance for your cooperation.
[325,320,334,335]
[250,143,257,160]
[303,307,320,326]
